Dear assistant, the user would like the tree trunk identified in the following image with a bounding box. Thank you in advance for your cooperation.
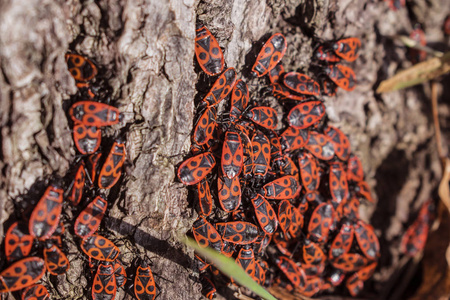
[0,0,448,299]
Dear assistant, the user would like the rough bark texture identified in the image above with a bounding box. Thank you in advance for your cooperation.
[0,0,449,299]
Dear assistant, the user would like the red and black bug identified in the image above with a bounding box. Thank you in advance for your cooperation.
[67,161,86,206]
[69,101,120,127]
[346,262,377,296]
[65,53,98,82]
[5,222,34,262]
[347,153,364,182]
[303,239,326,265]
[0,257,46,292]
[298,151,320,193]
[251,193,278,234]
[332,37,361,62]
[304,131,335,161]
[195,24,224,76]
[92,263,116,300]
[324,125,351,161]
[252,33,287,77]
[329,163,349,209]
[21,284,50,300]
[192,216,223,252]
[193,106,217,146]
[222,130,244,178]
[331,253,369,272]
[86,152,102,185]
[235,246,256,278]
[29,184,64,240]
[288,101,325,129]
[73,122,102,155]
[354,220,380,260]
[200,275,216,300]
[411,202,433,246]
[277,200,293,235]
[400,212,430,257]
[245,107,278,130]
[217,175,242,212]
[177,152,216,185]
[113,260,127,288]
[134,263,157,300]
[81,234,120,262]
[215,221,259,245]
[275,256,307,290]
[300,276,322,297]
[315,45,341,62]
[283,72,321,96]
[43,243,69,275]
[253,259,266,285]
[261,175,301,200]
[329,220,354,260]
[280,127,310,152]
[98,138,126,189]
[202,68,237,107]
[230,79,249,122]
[197,180,213,216]
[325,64,357,92]
[355,180,375,203]
[307,203,334,243]
[74,195,108,238]
[251,131,271,178]
[269,62,285,84]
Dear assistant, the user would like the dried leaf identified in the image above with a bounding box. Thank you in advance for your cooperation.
[439,158,450,214]
[376,52,450,93]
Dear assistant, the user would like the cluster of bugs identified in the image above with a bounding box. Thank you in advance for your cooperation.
[0,53,156,300]
[177,23,381,298]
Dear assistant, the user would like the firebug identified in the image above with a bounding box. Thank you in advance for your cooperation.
[177,152,216,185]
[69,101,120,127]
[0,257,46,292]
[65,53,98,82]
[98,138,126,189]
[29,184,63,240]
[74,195,108,239]
[92,263,116,300]
[80,234,120,262]
[251,33,287,77]
[195,24,224,76]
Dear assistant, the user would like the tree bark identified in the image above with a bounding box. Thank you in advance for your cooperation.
[0,0,448,299]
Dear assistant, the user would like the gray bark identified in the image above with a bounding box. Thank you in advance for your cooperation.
[0,0,448,299]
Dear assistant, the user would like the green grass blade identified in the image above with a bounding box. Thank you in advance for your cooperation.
[183,237,278,300]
